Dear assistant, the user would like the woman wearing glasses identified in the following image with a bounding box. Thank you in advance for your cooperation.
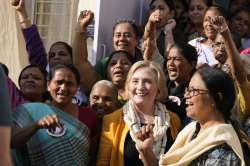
[96,61,180,166]
[136,66,247,166]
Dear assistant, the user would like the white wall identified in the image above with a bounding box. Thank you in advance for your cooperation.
[0,1,29,84]
[77,0,98,64]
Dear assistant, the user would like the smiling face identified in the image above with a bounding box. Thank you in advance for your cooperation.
[203,8,221,40]
[128,67,158,107]
[184,73,214,121]
[48,68,78,106]
[90,83,118,117]
[48,43,72,67]
[167,47,194,85]
[188,0,208,25]
[107,53,132,88]
[19,67,46,101]
[150,0,173,29]
[113,22,137,55]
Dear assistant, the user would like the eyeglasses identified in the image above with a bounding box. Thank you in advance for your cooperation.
[185,86,209,97]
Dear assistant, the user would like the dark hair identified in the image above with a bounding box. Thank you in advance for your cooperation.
[229,0,250,11]
[0,63,9,76]
[113,19,141,39]
[18,64,47,87]
[107,50,134,66]
[49,41,73,59]
[198,66,250,164]
[105,50,134,78]
[230,7,250,39]
[175,0,189,12]
[196,66,236,120]
[188,0,212,8]
[150,0,175,11]
[206,6,230,20]
[48,64,80,85]
[230,7,250,21]
[168,42,198,66]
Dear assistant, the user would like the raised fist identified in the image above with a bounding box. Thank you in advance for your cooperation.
[148,10,162,24]
[11,0,25,12]
[11,0,20,6]
[210,16,228,33]
[78,10,94,30]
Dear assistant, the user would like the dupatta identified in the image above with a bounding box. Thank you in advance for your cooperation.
[12,103,90,166]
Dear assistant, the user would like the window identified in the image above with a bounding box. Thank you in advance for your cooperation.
[33,0,77,50]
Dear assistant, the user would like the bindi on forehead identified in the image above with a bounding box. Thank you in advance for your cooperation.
[22,73,41,78]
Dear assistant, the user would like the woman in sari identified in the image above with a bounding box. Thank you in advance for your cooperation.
[12,64,96,166]
[136,66,246,166]
[96,61,180,166]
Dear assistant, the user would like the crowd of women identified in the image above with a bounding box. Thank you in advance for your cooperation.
[0,0,250,165]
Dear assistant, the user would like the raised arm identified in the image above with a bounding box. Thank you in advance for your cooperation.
[73,10,100,92]
[12,0,31,29]
[211,16,250,119]
[211,16,247,83]
[164,19,176,53]
[143,12,176,64]
[143,11,158,61]
[12,0,48,69]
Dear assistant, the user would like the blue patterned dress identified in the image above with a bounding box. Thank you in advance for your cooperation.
[189,123,241,166]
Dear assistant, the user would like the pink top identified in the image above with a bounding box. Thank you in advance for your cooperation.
[241,48,250,55]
